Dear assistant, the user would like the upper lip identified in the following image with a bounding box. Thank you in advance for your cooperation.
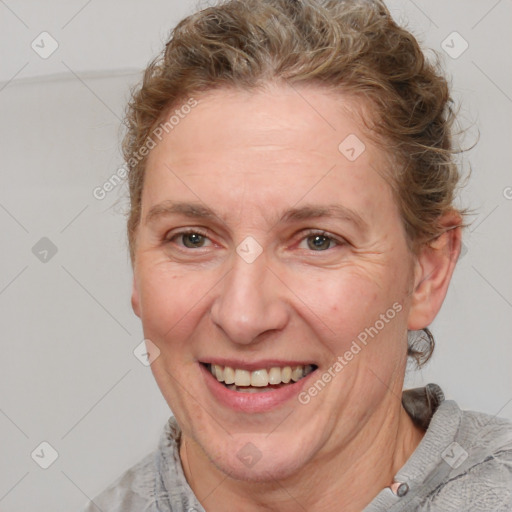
[201,359,318,371]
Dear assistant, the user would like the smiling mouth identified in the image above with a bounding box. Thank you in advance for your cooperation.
[203,362,317,393]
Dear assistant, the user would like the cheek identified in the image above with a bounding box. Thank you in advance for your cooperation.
[294,268,406,351]
[137,263,213,344]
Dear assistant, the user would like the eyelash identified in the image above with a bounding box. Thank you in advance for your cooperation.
[164,228,345,252]
[300,229,344,250]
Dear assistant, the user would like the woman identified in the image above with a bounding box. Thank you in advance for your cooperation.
[83,0,512,510]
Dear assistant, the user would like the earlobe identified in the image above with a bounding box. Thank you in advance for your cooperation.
[131,274,141,318]
[407,215,462,331]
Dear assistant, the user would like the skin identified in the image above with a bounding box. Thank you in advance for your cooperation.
[131,84,461,511]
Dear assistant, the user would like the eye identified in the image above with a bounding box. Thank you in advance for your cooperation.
[298,230,341,251]
[167,229,212,249]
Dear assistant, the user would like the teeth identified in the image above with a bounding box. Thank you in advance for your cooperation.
[207,363,315,387]
[291,366,304,382]
[234,369,251,386]
[268,367,281,385]
[251,369,269,387]
[224,366,235,385]
[213,364,224,382]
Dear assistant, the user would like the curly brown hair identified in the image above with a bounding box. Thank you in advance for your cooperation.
[122,0,467,366]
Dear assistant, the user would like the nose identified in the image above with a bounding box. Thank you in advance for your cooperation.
[210,251,290,346]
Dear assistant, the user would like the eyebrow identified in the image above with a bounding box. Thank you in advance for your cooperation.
[145,200,368,231]
[145,201,218,225]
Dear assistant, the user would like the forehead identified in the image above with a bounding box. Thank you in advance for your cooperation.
[148,85,374,164]
[142,84,396,227]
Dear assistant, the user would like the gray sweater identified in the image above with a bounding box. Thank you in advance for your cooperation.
[82,384,512,511]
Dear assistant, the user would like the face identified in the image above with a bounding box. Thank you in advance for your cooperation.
[131,84,419,481]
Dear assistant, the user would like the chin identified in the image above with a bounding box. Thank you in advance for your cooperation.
[205,432,314,483]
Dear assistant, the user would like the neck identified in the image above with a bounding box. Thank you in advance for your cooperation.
[179,396,425,512]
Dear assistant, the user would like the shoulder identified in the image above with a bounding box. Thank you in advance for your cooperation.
[430,406,512,511]
[80,416,202,512]
[459,406,512,452]
[80,451,157,512]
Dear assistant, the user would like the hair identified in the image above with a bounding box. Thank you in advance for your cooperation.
[122,0,468,366]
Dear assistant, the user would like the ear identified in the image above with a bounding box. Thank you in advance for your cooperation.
[407,212,462,330]
[131,273,141,318]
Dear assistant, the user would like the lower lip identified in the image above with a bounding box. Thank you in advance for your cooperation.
[200,363,316,413]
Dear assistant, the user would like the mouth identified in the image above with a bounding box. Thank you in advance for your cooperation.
[201,362,318,393]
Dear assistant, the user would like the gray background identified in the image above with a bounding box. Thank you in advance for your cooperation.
[0,0,511,510]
